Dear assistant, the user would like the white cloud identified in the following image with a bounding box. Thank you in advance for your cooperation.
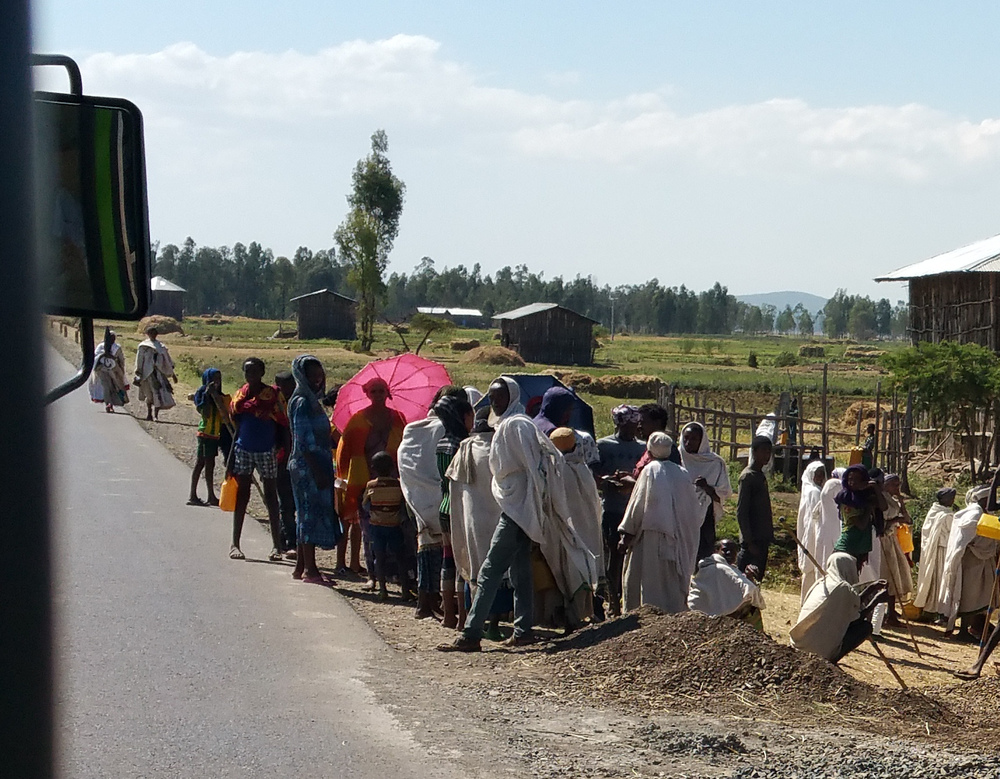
[75,36,1000,183]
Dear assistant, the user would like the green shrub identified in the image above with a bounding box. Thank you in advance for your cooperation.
[748,351,758,368]
[773,350,798,367]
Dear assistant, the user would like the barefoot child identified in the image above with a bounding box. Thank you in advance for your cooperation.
[362,451,412,600]
[188,368,229,506]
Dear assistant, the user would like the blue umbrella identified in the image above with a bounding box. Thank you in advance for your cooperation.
[474,373,595,437]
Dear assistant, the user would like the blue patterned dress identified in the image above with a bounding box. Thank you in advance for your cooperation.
[289,394,341,549]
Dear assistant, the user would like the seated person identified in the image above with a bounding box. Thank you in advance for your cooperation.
[688,538,765,628]
[790,552,888,664]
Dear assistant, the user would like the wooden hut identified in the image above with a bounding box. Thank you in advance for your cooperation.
[876,233,1000,350]
[291,289,357,340]
[415,306,487,328]
[493,302,598,366]
[149,276,186,321]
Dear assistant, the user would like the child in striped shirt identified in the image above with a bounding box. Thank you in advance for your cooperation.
[362,451,411,601]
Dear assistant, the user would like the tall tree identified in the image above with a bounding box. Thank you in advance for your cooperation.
[335,130,406,349]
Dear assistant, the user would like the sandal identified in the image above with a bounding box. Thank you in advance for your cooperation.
[302,574,334,586]
[268,549,283,562]
[437,637,481,653]
[229,546,245,560]
[186,497,207,507]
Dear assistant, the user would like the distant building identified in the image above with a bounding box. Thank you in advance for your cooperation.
[415,306,487,328]
[876,233,1000,350]
[149,276,186,321]
[291,289,357,341]
[493,302,598,366]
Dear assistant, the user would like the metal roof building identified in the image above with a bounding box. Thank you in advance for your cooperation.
[148,276,186,320]
[877,233,1000,349]
[415,306,486,327]
[493,303,598,366]
[290,289,357,341]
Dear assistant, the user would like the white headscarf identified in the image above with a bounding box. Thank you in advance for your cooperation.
[487,376,524,428]
[790,552,863,661]
[679,421,733,521]
[796,461,827,575]
[688,553,765,616]
[463,386,484,407]
[647,432,674,460]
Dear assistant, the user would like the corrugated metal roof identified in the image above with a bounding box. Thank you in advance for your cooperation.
[876,233,1000,281]
[416,306,484,317]
[289,288,357,303]
[150,276,186,293]
[492,302,599,324]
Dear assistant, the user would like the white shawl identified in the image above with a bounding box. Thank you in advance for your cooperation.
[796,462,826,577]
[678,421,733,522]
[397,417,445,546]
[562,446,605,572]
[618,458,701,574]
[446,431,500,582]
[134,338,173,382]
[688,553,765,616]
[790,552,862,661]
[938,503,984,629]
[490,414,597,600]
[913,502,953,611]
[817,475,845,569]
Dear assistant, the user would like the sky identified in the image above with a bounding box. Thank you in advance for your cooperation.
[30,2,1000,300]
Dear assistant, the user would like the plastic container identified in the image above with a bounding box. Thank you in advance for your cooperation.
[978,513,1000,541]
[896,523,915,554]
[218,476,238,512]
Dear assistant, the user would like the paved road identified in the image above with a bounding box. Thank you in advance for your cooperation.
[48,354,459,778]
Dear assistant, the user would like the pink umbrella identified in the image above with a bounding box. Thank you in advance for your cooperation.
[332,353,452,432]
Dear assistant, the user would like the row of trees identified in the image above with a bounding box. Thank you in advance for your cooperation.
[154,130,908,344]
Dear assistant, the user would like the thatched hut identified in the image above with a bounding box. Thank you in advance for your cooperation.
[291,289,357,341]
[876,233,1000,350]
[493,303,597,366]
[149,276,186,321]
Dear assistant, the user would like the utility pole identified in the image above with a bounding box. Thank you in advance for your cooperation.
[610,291,618,342]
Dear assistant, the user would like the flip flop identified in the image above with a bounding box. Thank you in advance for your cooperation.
[302,574,334,586]
[229,547,245,560]
[953,669,981,680]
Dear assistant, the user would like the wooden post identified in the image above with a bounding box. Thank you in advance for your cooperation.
[874,381,882,468]
[902,392,914,494]
[730,398,738,462]
[821,363,829,459]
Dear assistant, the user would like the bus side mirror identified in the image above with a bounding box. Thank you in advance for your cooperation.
[34,91,151,320]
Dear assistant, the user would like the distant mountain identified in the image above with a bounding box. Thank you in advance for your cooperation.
[736,290,828,315]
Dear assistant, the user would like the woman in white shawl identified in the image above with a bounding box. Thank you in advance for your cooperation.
[550,427,604,574]
[133,325,176,421]
[790,552,888,663]
[447,408,501,586]
[679,421,733,562]
[618,432,701,614]
[88,326,129,412]
[796,461,828,604]
[688,550,765,620]
[913,487,956,619]
[938,485,997,636]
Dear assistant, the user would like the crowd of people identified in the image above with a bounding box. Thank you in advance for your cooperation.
[92,331,1000,678]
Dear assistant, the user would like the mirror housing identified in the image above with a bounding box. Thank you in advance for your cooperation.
[34,91,151,319]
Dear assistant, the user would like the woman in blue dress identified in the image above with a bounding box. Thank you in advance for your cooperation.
[288,355,342,584]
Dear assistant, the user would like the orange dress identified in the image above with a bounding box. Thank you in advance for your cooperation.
[335,406,406,523]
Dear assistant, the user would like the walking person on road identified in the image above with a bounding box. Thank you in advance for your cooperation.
[88,326,129,413]
[133,325,176,421]
[287,355,341,584]
[228,357,288,562]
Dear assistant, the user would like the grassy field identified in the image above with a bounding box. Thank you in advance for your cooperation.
[98,315,902,440]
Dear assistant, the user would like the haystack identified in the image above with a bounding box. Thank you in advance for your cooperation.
[137,315,184,335]
[461,346,526,366]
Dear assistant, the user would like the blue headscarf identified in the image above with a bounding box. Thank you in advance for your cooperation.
[533,386,576,436]
[193,368,221,410]
[291,354,325,413]
[834,464,872,509]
